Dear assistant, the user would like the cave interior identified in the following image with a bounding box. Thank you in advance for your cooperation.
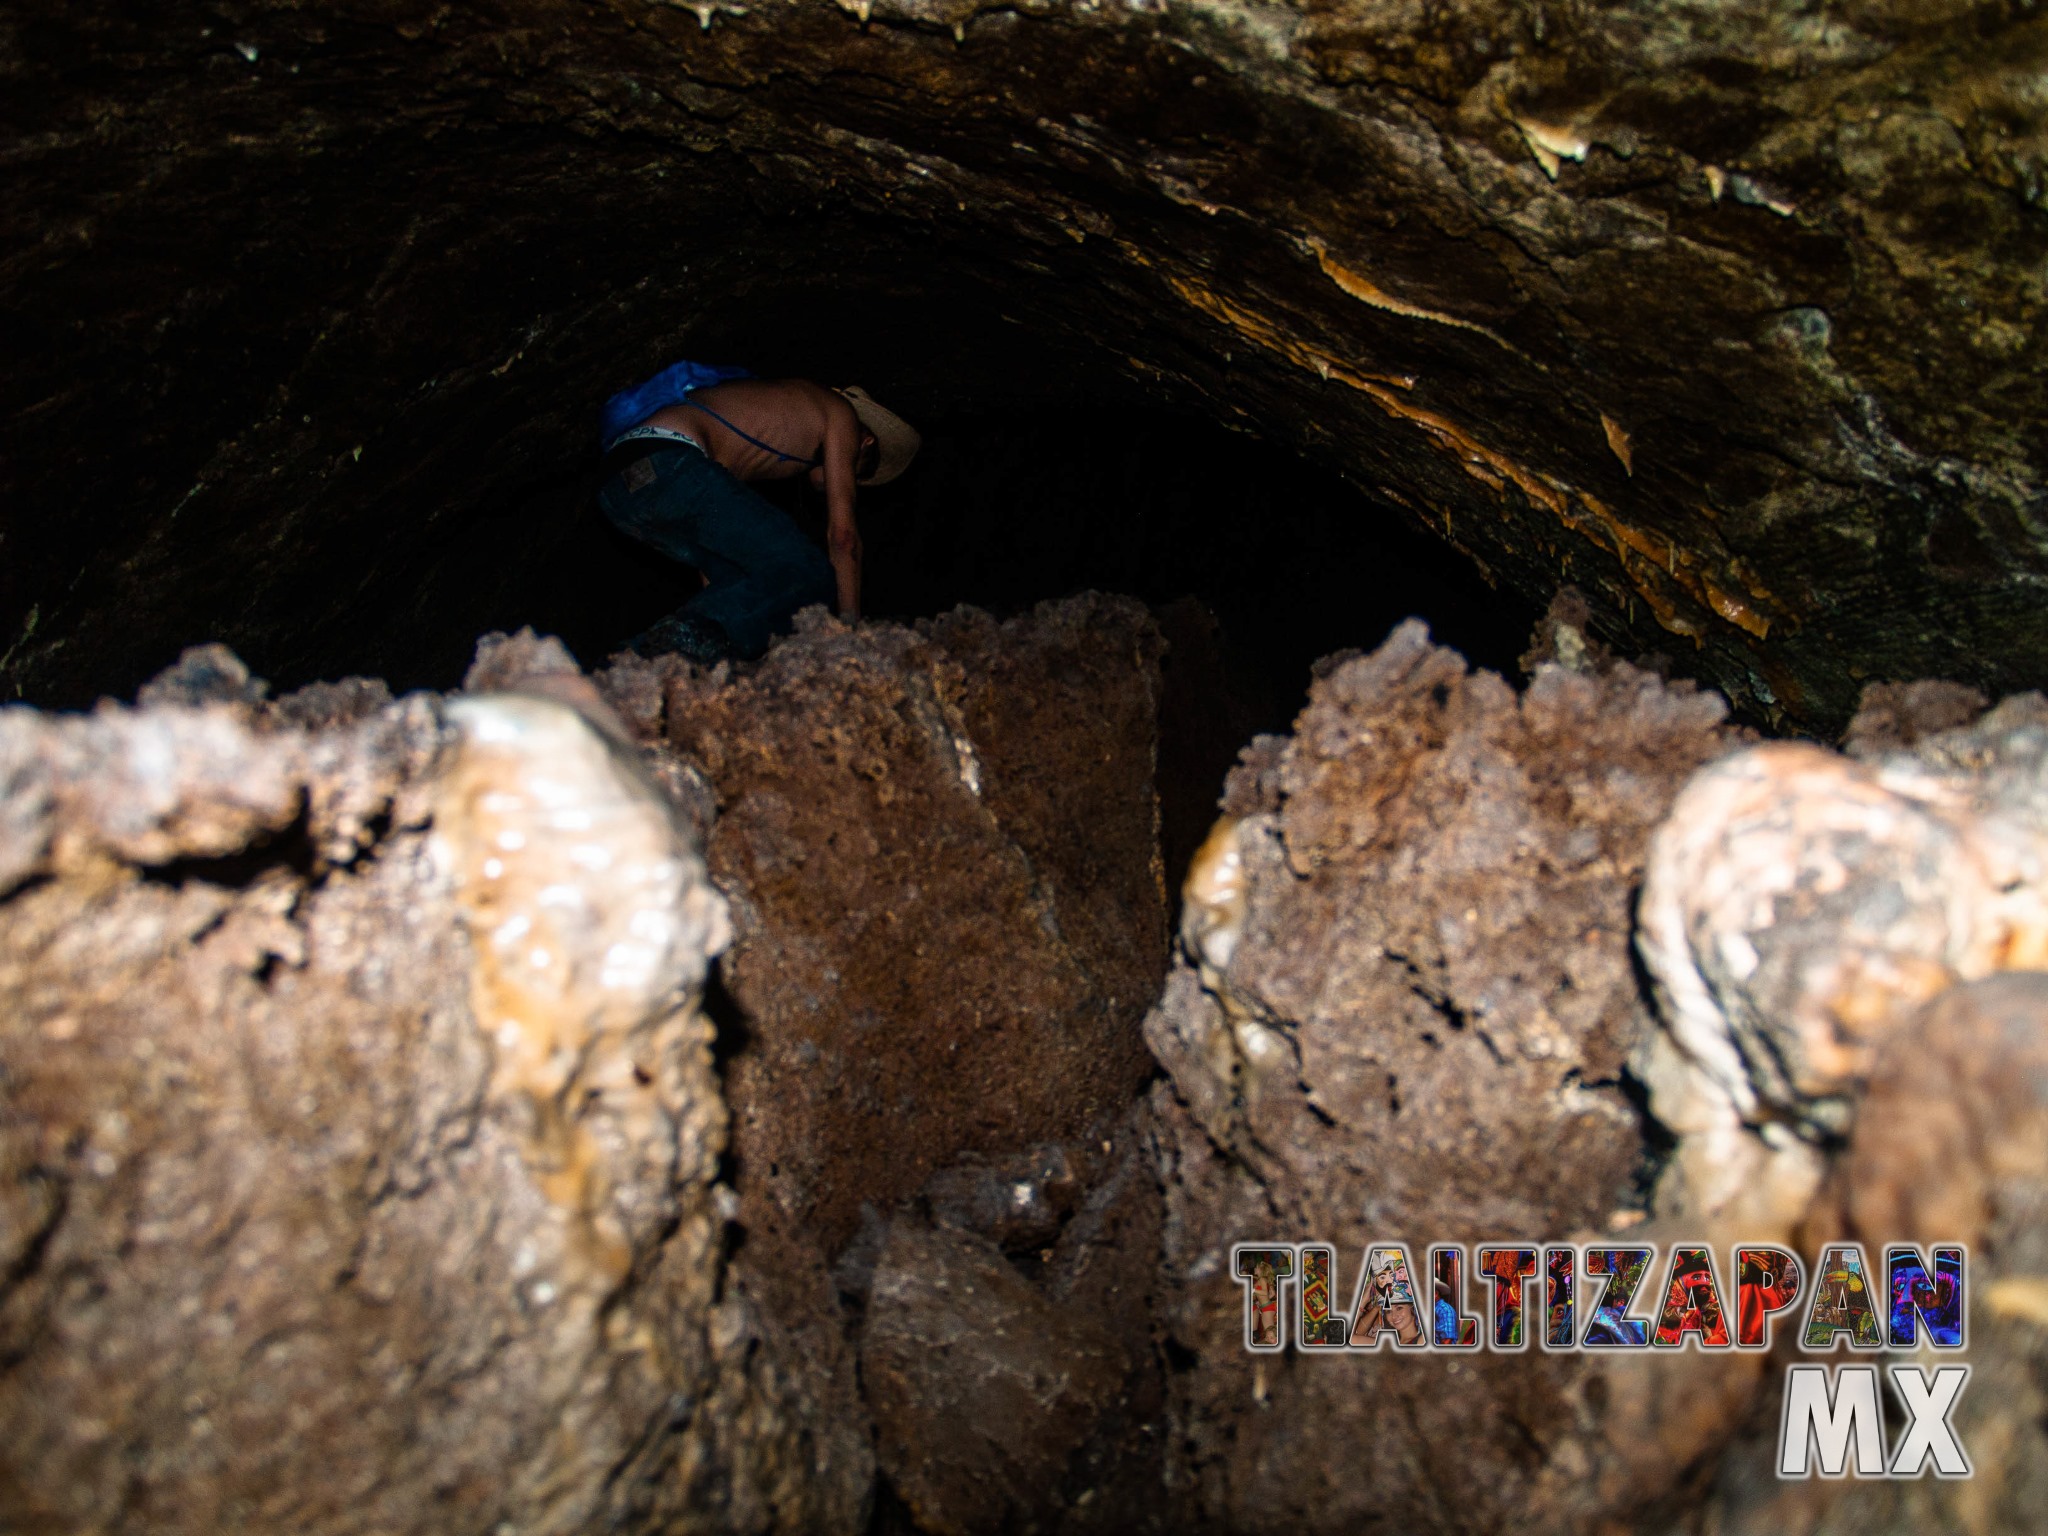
[19,0,2043,731]
[6,3,2048,1533]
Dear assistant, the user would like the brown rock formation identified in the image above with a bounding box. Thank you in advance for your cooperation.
[7,2,2046,728]
[1635,686,2048,1205]
[6,601,2048,1533]
[1148,618,1746,1531]
[1622,694,2048,1532]
[586,594,1174,1532]
[858,1104,1174,1535]
[1144,624,2048,1532]
[0,660,840,1534]
[861,1216,1126,1535]
[597,594,1166,1261]
[1699,973,2048,1535]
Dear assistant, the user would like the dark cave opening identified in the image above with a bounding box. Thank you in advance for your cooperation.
[488,395,1543,888]
[282,307,1544,891]
[25,252,1539,772]
[5,0,2042,740]
[11,248,1546,897]
[482,403,1539,715]
[540,286,1543,718]
[0,2,1751,724]
[798,409,1539,698]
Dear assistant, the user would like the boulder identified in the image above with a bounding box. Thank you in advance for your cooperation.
[594,594,1171,1532]
[1149,618,1745,1531]
[0,653,841,1534]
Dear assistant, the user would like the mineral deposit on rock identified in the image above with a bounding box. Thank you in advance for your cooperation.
[7,607,2048,1535]
[597,595,1166,1267]
[1636,688,2048,1204]
[1700,973,2048,1536]
[1148,619,1747,1532]
[8,2,2046,732]
[0,660,840,1535]
[1149,624,2048,1532]
[587,596,1169,1526]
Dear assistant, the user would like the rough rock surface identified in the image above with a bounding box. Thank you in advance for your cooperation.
[8,2,2048,728]
[1636,686,2048,1209]
[1700,974,2048,1536]
[861,1216,1126,1535]
[1618,694,2048,1533]
[10,605,2048,1533]
[856,1104,1173,1536]
[1148,619,1745,1531]
[1147,628,2048,1532]
[0,658,839,1534]
[1840,677,1993,758]
[597,594,1166,1260]
[592,594,1169,1530]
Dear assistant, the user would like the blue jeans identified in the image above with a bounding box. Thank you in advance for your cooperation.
[598,446,835,658]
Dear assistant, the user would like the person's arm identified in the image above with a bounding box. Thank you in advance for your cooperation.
[821,391,863,621]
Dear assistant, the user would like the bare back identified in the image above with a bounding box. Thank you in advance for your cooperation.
[646,378,841,483]
[643,375,868,621]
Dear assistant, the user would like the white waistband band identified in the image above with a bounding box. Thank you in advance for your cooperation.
[608,424,706,454]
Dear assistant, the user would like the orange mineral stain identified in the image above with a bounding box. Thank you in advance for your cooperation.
[1142,253,1786,647]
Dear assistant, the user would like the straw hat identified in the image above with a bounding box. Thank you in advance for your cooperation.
[838,386,922,485]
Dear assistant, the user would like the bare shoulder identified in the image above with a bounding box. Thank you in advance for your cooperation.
[791,377,858,426]
[712,377,849,423]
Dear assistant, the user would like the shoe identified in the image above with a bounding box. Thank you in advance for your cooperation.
[630,614,733,665]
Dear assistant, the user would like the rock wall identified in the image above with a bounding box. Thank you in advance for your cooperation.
[7,1,2047,727]
[1695,973,2048,1536]
[591,594,1171,1529]
[1629,688,2048,1533]
[0,596,1183,1534]
[5,600,2048,1533]
[1144,617,2048,1533]
[1148,618,1746,1531]
[596,595,1165,1256]
[0,650,835,1534]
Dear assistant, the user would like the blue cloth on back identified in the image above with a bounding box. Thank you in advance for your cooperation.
[600,359,752,448]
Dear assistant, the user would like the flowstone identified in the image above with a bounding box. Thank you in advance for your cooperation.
[1630,696,2048,1534]
[0,651,838,1535]
[8,608,2047,1534]
[1150,620,2048,1533]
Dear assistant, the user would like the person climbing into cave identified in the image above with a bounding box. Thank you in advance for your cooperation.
[596,360,921,664]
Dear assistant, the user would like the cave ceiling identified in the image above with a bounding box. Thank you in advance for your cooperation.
[4,0,2045,727]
